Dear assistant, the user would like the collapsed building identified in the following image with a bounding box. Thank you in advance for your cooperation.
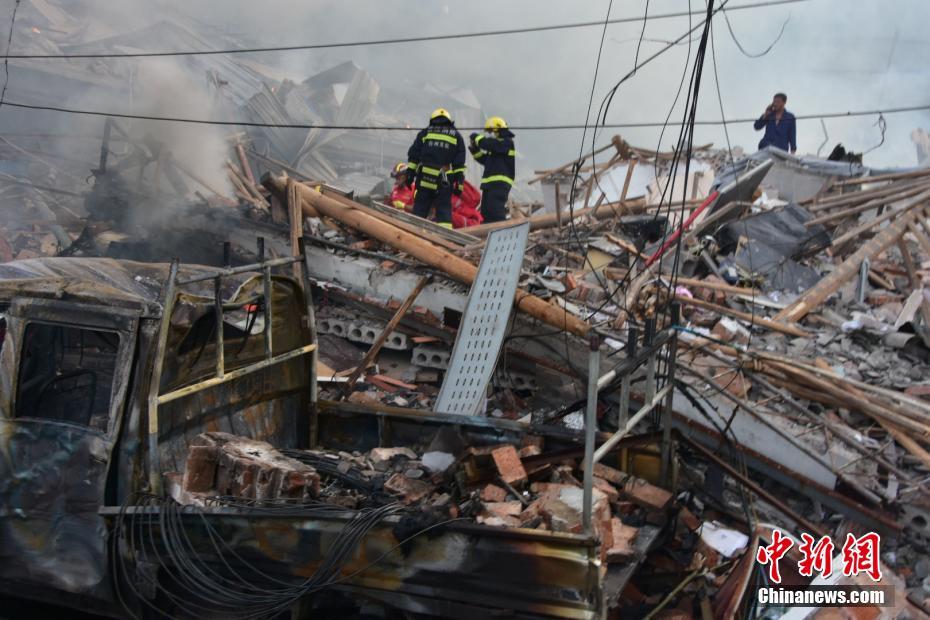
[3,2,930,619]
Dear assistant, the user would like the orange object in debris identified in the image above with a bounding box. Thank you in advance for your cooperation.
[389,179,483,229]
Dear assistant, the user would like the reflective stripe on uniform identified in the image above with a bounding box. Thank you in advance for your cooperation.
[419,180,438,190]
[407,161,419,171]
[449,167,467,175]
[507,149,516,156]
[438,222,453,229]
[423,132,458,145]
[474,134,485,144]
[481,175,514,186]
[420,165,442,176]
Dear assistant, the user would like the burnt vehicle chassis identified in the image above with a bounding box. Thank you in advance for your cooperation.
[0,250,674,618]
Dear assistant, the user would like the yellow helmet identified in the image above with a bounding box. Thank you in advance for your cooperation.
[391,162,408,178]
[430,107,452,122]
[485,116,508,131]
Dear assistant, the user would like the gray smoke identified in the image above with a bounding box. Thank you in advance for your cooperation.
[0,0,927,201]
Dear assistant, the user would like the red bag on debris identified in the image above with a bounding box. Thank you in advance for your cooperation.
[389,180,483,229]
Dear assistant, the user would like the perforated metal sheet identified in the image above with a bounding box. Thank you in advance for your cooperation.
[434,222,530,416]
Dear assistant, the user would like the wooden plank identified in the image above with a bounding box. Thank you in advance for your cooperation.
[674,295,809,338]
[235,142,257,186]
[620,158,637,202]
[319,187,464,251]
[806,181,930,227]
[287,179,303,280]
[808,178,929,211]
[666,275,762,297]
[340,275,432,399]
[828,189,930,250]
[368,200,479,245]
[263,175,593,338]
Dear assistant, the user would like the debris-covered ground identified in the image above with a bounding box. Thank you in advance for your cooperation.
[4,2,930,618]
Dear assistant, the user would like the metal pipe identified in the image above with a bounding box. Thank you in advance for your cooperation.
[298,239,320,448]
[176,255,302,285]
[644,318,657,405]
[661,304,679,485]
[262,264,273,359]
[214,275,224,379]
[618,325,638,426]
[593,385,672,465]
[582,336,600,535]
[157,344,317,405]
[681,432,827,537]
[146,259,179,496]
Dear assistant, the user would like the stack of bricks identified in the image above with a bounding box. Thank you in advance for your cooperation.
[180,432,320,501]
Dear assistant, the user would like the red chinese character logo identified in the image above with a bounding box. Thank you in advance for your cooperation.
[797,533,834,578]
[841,532,882,582]
[756,529,794,584]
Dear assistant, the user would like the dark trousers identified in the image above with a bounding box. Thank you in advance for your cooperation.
[412,183,452,225]
[480,182,510,223]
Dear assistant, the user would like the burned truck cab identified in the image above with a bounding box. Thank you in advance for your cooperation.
[0,256,314,610]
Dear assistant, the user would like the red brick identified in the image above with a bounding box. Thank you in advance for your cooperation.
[592,462,628,485]
[477,514,521,528]
[622,477,672,511]
[593,476,620,503]
[182,445,218,493]
[479,484,508,502]
[384,473,433,504]
[483,501,523,518]
[518,500,543,527]
[605,518,638,563]
[539,499,584,534]
[561,273,578,292]
[491,445,527,486]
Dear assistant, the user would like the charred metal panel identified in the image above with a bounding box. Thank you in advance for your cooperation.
[107,509,602,619]
[0,420,110,595]
[0,298,138,598]
[154,276,312,473]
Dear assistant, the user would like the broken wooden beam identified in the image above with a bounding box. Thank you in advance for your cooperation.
[262,174,592,338]
[674,295,809,338]
[340,275,431,399]
[775,206,923,323]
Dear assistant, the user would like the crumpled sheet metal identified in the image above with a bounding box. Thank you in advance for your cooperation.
[0,419,110,595]
[0,257,266,317]
[110,508,602,619]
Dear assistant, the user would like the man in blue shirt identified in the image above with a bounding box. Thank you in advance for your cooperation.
[753,92,796,153]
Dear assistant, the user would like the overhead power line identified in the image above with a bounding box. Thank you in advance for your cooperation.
[0,0,807,60]
[2,99,928,131]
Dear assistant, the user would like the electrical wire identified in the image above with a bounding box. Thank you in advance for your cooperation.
[0,0,20,109]
[721,4,791,57]
[0,0,808,60]
[863,112,887,155]
[2,99,929,132]
[110,493,458,619]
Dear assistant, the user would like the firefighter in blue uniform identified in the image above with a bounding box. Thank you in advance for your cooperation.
[469,116,515,223]
[405,108,466,229]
